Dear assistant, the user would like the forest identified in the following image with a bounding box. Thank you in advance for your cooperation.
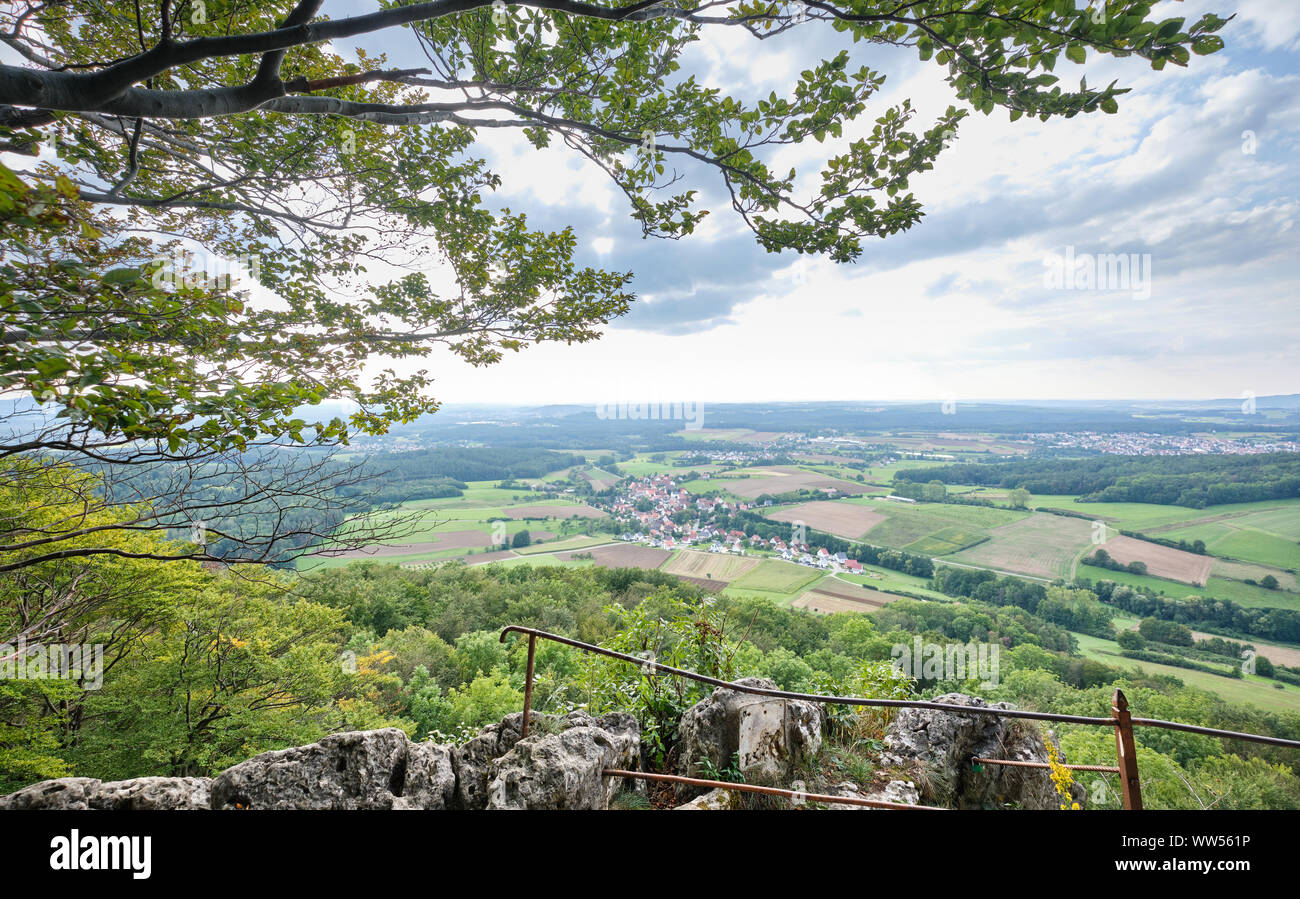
[4,451,1298,808]
[342,447,585,504]
[896,454,1300,507]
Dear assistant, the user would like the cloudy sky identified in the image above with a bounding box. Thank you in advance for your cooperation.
[341,1,1300,406]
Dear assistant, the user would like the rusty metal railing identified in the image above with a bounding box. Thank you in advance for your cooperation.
[500,625,1300,810]
[603,769,945,810]
[971,758,1121,773]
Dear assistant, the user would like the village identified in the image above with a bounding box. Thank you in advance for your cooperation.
[1025,431,1300,455]
[603,473,868,574]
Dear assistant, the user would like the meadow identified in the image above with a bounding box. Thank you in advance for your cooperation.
[300,480,612,571]
[1070,631,1300,716]
[1149,505,1300,571]
[1079,566,1300,613]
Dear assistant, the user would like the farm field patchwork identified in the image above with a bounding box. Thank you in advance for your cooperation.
[728,559,823,595]
[1014,494,1300,536]
[697,466,868,499]
[856,500,1028,552]
[1095,535,1214,587]
[904,526,988,555]
[1211,559,1298,592]
[871,433,1030,455]
[556,543,671,570]
[837,567,951,601]
[1150,505,1300,571]
[1080,566,1300,612]
[579,467,621,490]
[794,586,896,614]
[324,528,555,559]
[661,550,760,582]
[302,487,611,571]
[1070,632,1300,715]
[947,512,1094,579]
[512,534,611,555]
[618,457,723,478]
[675,428,781,443]
[765,500,886,539]
[491,503,606,520]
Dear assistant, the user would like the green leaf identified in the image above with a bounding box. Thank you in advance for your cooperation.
[101,268,142,286]
[1157,18,1186,40]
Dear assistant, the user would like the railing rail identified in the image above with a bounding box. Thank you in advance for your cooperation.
[500,625,1300,810]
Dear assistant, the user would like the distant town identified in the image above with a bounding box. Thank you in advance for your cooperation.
[1025,432,1300,455]
[605,474,866,573]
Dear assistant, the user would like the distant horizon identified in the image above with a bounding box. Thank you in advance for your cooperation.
[311,393,1300,411]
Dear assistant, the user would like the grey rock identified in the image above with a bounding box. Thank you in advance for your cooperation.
[832,779,920,809]
[485,711,640,810]
[396,741,456,810]
[881,692,1081,809]
[90,777,212,810]
[870,779,921,807]
[0,777,103,810]
[0,776,210,810]
[1,712,638,811]
[210,727,440,810]
[674,787,737,810]
[451,711,542,809]
[676,677,824,796]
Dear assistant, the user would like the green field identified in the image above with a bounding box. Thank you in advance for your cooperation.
[1004,494,1300,566]
[1006,493,1215,529]
[476,553,590,570]
[1078,566,1300,612]
[857,459,954,485]
[1071,632,1300,715]
[851,500,1028,551]
[512,534,611,555]
[676,428,770,442]
[397,482,573,509]
[837,566,951,601]
[299,481,610,571]
[618,458,724,478]
[904,526,988,555]
[1150,505,1300,571]
[729,559,823,595]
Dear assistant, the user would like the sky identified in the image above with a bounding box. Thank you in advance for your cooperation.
[54,2,1300,408]
[427,0,1300,410]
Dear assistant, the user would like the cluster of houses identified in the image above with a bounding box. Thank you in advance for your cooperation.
[1025,431,1300,455]
[608,474,755,547]
[608,474,867,573]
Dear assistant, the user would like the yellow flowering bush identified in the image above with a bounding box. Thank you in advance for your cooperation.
[1046,733,1081,810]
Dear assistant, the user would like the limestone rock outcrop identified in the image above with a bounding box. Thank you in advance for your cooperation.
[675,677,824,798]
[3,712,638,811]
[485,711,641,810]
[0,776,211,810]
[0,690,1081,811]
[880,692,1083,809]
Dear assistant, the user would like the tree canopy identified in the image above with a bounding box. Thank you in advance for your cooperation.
[0,0,1229,567]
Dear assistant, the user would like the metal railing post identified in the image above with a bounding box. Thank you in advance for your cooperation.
[1112,689,1143,810]
[521,633,536,738]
